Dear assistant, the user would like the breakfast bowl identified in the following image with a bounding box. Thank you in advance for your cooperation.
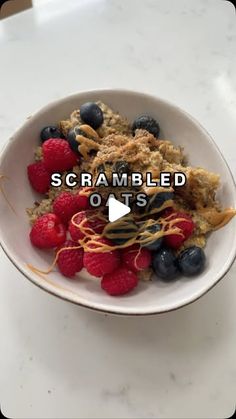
[0,89,236,315]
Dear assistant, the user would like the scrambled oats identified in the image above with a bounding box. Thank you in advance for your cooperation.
[27,101,235,277]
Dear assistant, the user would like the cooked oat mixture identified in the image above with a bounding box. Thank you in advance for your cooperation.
[27,101,235,254]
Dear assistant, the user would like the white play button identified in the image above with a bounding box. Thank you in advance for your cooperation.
[108,197,131,222]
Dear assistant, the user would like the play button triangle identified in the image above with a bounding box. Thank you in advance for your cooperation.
[108,197,131,222]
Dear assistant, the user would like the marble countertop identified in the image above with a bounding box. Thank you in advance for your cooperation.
[0,0,236,417]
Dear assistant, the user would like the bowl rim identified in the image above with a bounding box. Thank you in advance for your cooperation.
[0,88,236,316]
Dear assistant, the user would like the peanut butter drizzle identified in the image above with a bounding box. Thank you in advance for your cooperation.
[70,211,186,253]
[79,124,99,139]
[27,245,82,275]
[28,208,188,275]
[75,124,100,160]
[77,135,99,160]
[143,184,174,196]
[197,207,236,230]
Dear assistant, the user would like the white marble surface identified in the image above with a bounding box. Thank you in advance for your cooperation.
[0,0,236,417]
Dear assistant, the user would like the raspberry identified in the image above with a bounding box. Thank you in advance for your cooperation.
[122,244,151,272]
[164,211,194,249]
[69,210,106,241]
[53,192,79,224]
[83,237,120,277]
[101,266,138,296]
[42,138,78,172]
[27,161,50,194]
[75,188,90,210]
[30,213,66,248]
[57,240,84,278]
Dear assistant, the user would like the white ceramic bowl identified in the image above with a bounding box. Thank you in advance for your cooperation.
[0,89,236,315]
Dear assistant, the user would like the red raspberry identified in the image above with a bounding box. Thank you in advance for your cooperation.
[53,192,79,224]
[161,207,175,218]
[122,244,151,272]
[30,213,66,248]
[164,211,194,249]
[101,266,138,296]
[27,161,50,194]
[42,139,78,172]
[83,237,120,277]
[57,240,84,278]
[69,210,106,241]
[75,188,90,210]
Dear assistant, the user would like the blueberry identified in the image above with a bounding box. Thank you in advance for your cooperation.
[67,125,98,154]
[109,230,135,245]
[104,221,138,245]
[113,160,130,174]
[153,248,178,280]
[40,126,62,142]
[178,246,206,276]
[97,164,105,173]
[80,102,104,129]
[141,223,163,251]
[67,126,85,153]
[132,115,160,138]
[147,191,174,211]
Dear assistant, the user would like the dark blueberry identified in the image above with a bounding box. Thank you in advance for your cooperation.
[113,160,130,174]
[109,232,134,245]
[40,126,62,142]
[153,248,178,280]
[97,164,105,173]
[67,127,81,153]
[132,115,160,138]
[80,102,104,129]
[104,221,138,245]
[67,125,94,153]
[147,191,174,211]
[141,223,163,251]
[178,246,206,276]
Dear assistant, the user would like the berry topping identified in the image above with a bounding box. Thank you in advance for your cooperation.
[97,163,105,173]
[122,244,151,272]
[103,219,138,246]
[75,188,90,210]
[141,223,163,251]
[101,266,138,296]
[83,237,120,277]
[153,248,178,280]
[164,211,194,249]
[40,126,62,142]
[147,191,174,211]
[68,210,106,241]
[67,127,81,153]
[42,138,78,172]
[30,213,66,249]
[113,160,130,174]
[52,192,80,225]
[67,124,99,157]
[80,102,104,129]
[132,115,160,138]
[67,126,90,153]
[178,246,206,276]
[27,161,50,194]
[57,240,84,278]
